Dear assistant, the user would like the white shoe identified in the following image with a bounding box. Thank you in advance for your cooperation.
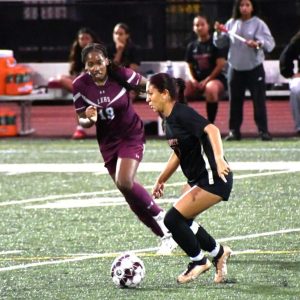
[156,234,178,255]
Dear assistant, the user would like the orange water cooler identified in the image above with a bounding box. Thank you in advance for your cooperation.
[0,50,16,95]
[0,108,18,137]
[0,49,33,95]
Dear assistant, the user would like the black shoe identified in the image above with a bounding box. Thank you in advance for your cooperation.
[224,130,241,141]
[259,131,272,141]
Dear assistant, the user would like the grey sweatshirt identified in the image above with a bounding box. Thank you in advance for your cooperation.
[213,16,275,71]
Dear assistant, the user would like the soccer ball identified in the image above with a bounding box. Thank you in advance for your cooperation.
[110,252,145,288]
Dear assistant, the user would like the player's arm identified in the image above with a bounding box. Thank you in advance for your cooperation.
[152,152,180,198]
[208,57,226,80]
[138,76,147,87]
[77,106,97,128]
[204,123,230,182]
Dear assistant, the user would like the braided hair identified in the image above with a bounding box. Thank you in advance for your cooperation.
[81,43,137,92]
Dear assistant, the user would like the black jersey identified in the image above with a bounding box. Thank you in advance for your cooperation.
[185,37,227,82]
[165,102,220,186]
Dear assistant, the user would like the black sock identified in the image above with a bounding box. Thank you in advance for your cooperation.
[164,207,201,257]
[195,226,217,252]
[214,245,224,260]
[206,102,218,123]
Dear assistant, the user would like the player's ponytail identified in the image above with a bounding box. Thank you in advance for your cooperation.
[174,78,187,105]
[149,73,187,104]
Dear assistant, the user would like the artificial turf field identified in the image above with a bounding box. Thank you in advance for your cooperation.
[0,138,299,300]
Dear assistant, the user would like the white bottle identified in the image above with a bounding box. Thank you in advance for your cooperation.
[165,60,174,77]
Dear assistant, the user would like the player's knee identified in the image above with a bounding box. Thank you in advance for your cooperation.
[164,207,184,232]
[115,178,134,193]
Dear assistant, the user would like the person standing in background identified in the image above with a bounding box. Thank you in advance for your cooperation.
[279,30,300,136]
[185,14,227,124]
[214,0,275,141]
[56,27,101,139]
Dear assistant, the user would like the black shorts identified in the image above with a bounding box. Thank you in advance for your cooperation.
[190,172,233,201]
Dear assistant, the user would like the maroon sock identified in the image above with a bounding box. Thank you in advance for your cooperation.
[122,182,164,237]
[129,182,162,216]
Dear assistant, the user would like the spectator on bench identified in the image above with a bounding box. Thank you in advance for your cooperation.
[56,27,101,139]
[107,22,141,101]
[184,14,227,124]
[107,22,141,72]
[279,30,300,136]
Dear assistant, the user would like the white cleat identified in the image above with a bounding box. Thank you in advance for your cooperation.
[156,234,178,255]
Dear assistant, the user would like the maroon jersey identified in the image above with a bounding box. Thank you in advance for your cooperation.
[73,67,144,149]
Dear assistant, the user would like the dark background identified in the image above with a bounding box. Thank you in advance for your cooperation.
[0,0,299,63]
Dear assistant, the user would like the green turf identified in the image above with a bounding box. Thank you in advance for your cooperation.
[0,138,299,299]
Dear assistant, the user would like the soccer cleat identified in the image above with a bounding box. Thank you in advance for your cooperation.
[156,234,178,255]
[213,245,232,283]
[72,128,86,139]
[177,259,211,284]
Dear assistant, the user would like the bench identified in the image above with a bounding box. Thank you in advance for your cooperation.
[0,60,291,135]
[139,60,291,98]
[24,60,292,97]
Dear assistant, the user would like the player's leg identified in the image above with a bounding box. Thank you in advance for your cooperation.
[204,79,224,123]
[164,186,231,283]
[115,156,177,253]
[109,157,163,237]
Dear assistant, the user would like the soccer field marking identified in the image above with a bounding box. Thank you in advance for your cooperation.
[0,250,23,255]
[24,197,178,209]
[217,228,300,243]
[1,148,299,155]
[0,229,299,272]
[1,161,300,174]
[1,168,299,208]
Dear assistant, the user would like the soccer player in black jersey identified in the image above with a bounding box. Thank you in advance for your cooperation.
[146,72,233,284]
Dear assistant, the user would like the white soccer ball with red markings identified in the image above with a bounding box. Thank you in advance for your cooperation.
[110,253,145,288]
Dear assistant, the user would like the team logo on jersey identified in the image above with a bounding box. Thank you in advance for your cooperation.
[97,96,111,105]
[168,138,181,158]
[168,138,178,148]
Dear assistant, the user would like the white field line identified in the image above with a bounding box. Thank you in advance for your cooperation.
[1,148,299,155]
[1,161,300,175]
[0,250,23,255]
[0,228,299,272]
[24,197,178,209]
[1,168,299,208]
[217,228,300,243]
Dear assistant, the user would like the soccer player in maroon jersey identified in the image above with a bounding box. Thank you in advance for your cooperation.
[146,72,233,283]
[72,43,177,254]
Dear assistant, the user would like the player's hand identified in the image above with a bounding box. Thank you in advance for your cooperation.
[85,106,98,123]
[152,181,164,199]
[199,78,209,90]
[115,41,125,51]
[216,157,231,183]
